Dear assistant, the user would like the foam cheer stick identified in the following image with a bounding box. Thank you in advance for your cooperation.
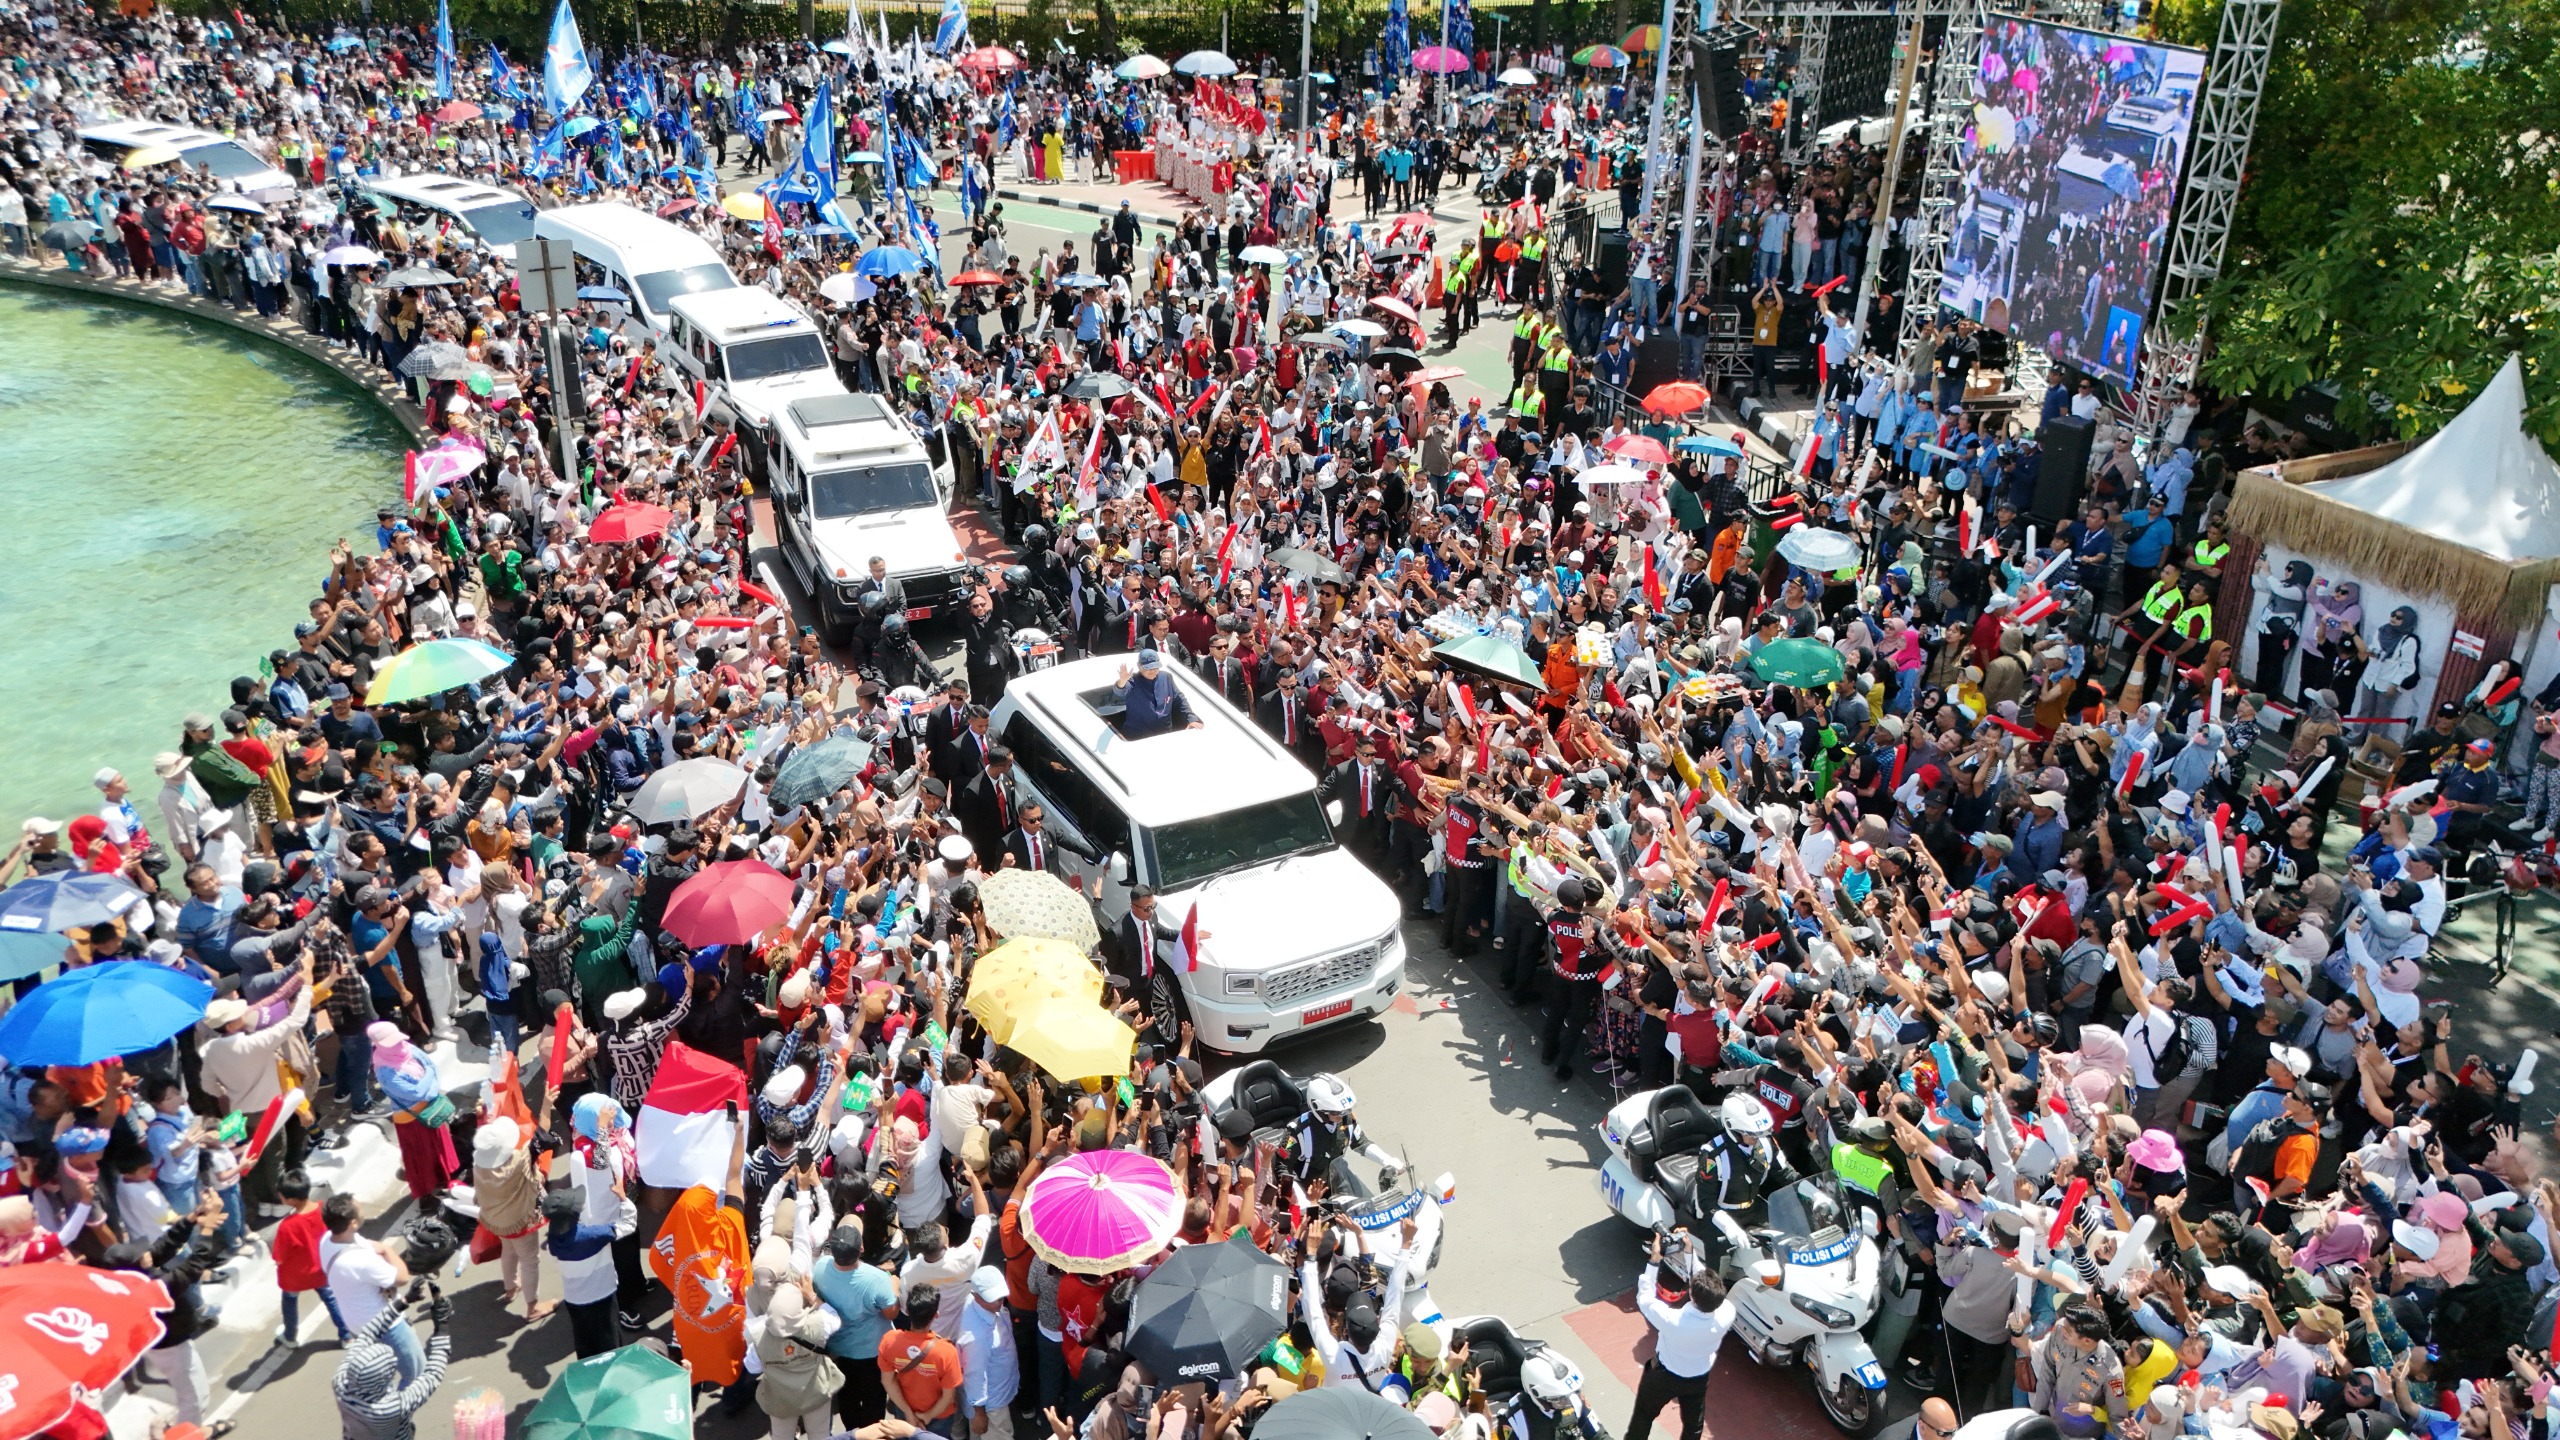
[738,579,782,608]
[2048,1175,2092,1249]
[1808,274,1849,298]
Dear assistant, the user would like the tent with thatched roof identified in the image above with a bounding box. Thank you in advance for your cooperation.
[2223,354,2560,722]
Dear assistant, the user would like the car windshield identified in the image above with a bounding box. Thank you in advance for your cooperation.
[809,460,937,519]
[727,333,832,383]
[633,262,737,316]
[1151,793,1334,890]
[459,200,538,246]
[185,140,272,179]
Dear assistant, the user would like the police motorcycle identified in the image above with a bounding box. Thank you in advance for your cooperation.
[1596,1087,1887,1434]
[1203,1061,1454,1335]
[1438,1314,1613,1440]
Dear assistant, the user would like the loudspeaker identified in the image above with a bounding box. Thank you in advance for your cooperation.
[2034,413,2095,525]
[1593,227,1631,293]
[1630,333,1684,394]
[1690,34,1750,142]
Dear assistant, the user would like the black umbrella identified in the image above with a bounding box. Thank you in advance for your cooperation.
[1373,246,1426,263]
[1124,1231,1289,1385]
[1256,1387,1434,1440]
[1065,372,1132,401]
[40,219,96,249]
[1268,546,1349,585]
[1370,348,1424,376]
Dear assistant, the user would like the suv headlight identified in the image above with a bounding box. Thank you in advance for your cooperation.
[1224,971,1257,996]
[1380,929,1407,967]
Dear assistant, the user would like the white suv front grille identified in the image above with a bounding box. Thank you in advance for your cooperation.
[1260,944,1380,1006]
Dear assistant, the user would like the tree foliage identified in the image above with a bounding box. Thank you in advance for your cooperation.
[2175,0,2560,444]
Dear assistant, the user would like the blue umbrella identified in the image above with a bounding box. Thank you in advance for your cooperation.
[1676,434,1746,458]
[0,930,75,984]
[0,871,148,933]
[847,149,885,163]
[822,38,859,55]
[578,285,630,303]
[325,34,366,51]
[0,961,214,1066]
[564,115,601,137]
[1058,272,1107,289]
[854,246,924,278]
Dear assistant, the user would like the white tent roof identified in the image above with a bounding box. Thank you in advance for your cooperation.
[2301,354,2560,562]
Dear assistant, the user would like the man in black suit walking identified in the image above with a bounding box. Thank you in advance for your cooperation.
[954,745,1019,862]
[1004,799,1093,880]
[1321,731,1397,869]
[1255,665,1324,771]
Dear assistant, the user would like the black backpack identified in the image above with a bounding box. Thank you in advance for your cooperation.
[2142,1010,2195,1083]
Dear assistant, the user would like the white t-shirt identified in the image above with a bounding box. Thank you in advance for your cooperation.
[321,1234,401,1331]
[2121,1008,2176,1090]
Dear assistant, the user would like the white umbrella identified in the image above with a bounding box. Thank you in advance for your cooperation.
[629,757,750,824]
[1775,527,1863,572]
[757,107,794,122]
[1331,319,1387,338]
[1175,49,1239,76]
[321,244,383,266]
[818,272,864,302]
[1574,462,1650,486]
[1497,67,1539,85]
[1236,244,1288,266]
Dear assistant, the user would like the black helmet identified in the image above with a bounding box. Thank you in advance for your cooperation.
[2023,1012,2060,1047]
[858,591,893,619]
[1002,564,1033,589]
[1022,524,1051,548]
[879,613,909,638]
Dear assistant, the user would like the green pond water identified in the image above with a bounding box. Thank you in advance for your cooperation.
[0,285,406,829]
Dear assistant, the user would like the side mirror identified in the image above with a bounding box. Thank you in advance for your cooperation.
[1325,798,1346,826]
[1107,852,1131,883]
[1749,1258,1784,1288]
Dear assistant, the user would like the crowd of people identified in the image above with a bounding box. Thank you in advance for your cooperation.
[2,8,2558,1440]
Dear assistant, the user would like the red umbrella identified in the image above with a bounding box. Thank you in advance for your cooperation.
[1642,381,1709,417]
[1605,434,1673,463]
[663,859,797,947]
[1368,296,1421,324]
[1407,365,1467,386]
[657,196,700,217]
[0,1264,175,1440]
[951,269,1006,286]
[587,503,675,544]
[433,100,482,124]
[957,46,1023,72]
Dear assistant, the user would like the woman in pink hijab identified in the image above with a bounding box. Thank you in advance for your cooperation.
[370,1022,458,1200]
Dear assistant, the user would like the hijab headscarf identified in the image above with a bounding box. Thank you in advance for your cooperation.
[2312,580,2362,646]
[571,1092,637,1181]
[368,1021,442,1111]
[2376,605,2421,657]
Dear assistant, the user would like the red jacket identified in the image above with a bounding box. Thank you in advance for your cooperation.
[274,1207,329,1293]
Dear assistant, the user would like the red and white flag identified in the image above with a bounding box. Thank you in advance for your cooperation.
[1179,903,1203,972]
[1073,417,1105,510]
[635,1041,749,1192]
[244,1087,305,1167]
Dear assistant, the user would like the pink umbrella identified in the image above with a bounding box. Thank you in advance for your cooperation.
[1411,45,1471,74]
[1019,1150,1183,1273]
[2012,66,2040,95]
[1604,433,1673,463]
[662,860,796,946]
[1368,295,1422,324]
[2101,42,2136,63]
[588,502,675,544]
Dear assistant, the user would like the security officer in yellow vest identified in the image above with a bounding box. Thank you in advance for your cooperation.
[1511,308,1546,386]
[1509,376,1547,431]
[1518,229,1550,308]
[1449,247,1483,334]
[2113,564,2186,686]
[1538,329,1575,428]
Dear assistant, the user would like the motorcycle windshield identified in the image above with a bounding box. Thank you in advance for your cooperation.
[1329,1153,1424,1232]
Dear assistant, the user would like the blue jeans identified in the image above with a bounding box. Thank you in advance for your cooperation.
[334,1024,375,1108]
[1629,276,1660,326]
[218,1182,245,1251]
[1681,333,1707,379]
[382,1316,425,1386]
[283,1284,350,1341]
[1755,247,1782,284]
[1894,666,1923,713]
[1812,238,1838,289]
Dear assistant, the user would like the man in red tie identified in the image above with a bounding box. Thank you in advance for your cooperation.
[1254,665,1325,771]
[1322,732,1396,869]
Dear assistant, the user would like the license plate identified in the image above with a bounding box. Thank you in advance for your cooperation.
[1302,998,1354,1025]
[903,605,932,621]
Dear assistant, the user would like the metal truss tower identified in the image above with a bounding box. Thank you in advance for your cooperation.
[1897,0,1983,366]
[2128,0,2282,432]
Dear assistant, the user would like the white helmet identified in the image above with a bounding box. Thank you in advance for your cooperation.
[1719,1093,1775,1139]
[1304,1073,1356,1117]
[1519,1355,1576,1411]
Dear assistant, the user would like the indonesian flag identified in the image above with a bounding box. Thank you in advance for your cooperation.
[1641,543,1667,610]
[1280,581,1301,629]
[2013,587,2060,625]
[244,1087,305,1167]
[635,1041,749,1192]
[1073,417,1105,509]
[1179,903,1203,972]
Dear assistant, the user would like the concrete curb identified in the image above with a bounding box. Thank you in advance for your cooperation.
[0,259,430,441]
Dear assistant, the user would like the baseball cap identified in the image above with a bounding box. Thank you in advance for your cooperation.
[2269,1046,2314,1078]
[2202,1264,2261,1298]
[969,1266,1010,1304]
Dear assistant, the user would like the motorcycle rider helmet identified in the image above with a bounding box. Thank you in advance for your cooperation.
[858,592,893,620]
[1518,1355,1576,1413]
[1022,524,1051,550]
[2023,1012,2061,1048]
[1554,875,1589,909]
[1718,1093,1775,1139]
[880,614,909,639]
[1002,564,1033,589]
[1304,1073,1356,1119]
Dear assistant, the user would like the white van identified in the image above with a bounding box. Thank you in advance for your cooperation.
[76,119,295,201]
[765,391,974,640]
[530,202,740,340]
[358,173,541,249]
[989,657,1406,1055]
[664,288,846,454]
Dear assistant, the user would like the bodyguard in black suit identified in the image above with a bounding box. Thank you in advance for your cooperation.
[1255,667,1324,771]
[1320,731,1397,864]
[954,745,1020,862]
[1005,799,1094,879]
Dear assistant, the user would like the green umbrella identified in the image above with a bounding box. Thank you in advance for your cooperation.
[522,1345,694,1440]
[362,637,515,706]
[1433,634,1547,691]
[1749,637,1848,690]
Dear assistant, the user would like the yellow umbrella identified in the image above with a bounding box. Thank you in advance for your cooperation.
[123,144,184,169]
[720,191,771,221]
[966,965,1101,1045]
[975,936,1096,988]
[1005,1000,1137,1083]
